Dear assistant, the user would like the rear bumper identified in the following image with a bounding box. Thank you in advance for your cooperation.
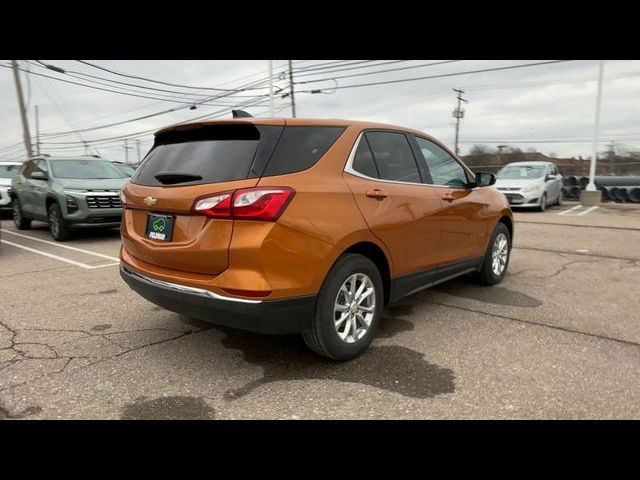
[120,264,315,335]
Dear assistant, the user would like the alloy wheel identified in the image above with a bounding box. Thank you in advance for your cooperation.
[333,273,376,344]
[491,232,509,276]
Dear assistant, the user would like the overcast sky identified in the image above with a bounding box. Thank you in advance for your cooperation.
[1,60,639,163]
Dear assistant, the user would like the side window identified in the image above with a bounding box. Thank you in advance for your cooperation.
[31,160,47,178]
[351,136,379,178]
[364,131,421,183]
[414,137,469,188]
[22,160,37,178]
[263,126,346,177]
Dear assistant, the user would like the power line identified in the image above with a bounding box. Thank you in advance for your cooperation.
[16,65,288,140]
[297,60,576,92]
[292,60,374,72]
[1,63,281,108]
[293,60,411,77]
[31,60,280,101]
[295,60,462,84]
[76,60,282,92]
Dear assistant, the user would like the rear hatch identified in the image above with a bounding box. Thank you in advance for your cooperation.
[122,120,347,275]
[122,122,286,275]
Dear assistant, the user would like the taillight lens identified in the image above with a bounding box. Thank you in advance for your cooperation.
[192,187,295,221]
[232,187,295,221]
[192,191,233,218]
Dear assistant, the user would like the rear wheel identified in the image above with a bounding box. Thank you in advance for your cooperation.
[12,198,31,230]
[48,203,72,241]
[303,254,383,361]
[476,222,511,285]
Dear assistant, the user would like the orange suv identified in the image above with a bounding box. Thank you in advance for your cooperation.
[120,117,513,360]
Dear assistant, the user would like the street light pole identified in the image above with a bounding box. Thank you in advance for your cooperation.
[586,60,605,192]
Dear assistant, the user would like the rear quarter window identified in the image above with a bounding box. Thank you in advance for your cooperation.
[262,126,346,177]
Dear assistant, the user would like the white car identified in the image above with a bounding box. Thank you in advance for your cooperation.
[0,161,23,211]
[494,161,563,211]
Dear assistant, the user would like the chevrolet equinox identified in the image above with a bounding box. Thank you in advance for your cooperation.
[120,118,513,360]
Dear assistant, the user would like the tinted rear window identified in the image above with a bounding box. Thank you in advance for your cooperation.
[262,126,345,177]
[132,124,267,187]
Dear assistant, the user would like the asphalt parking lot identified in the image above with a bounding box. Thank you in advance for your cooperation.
[1,202,639,419]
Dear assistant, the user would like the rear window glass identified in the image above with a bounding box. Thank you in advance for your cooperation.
[263,126,345,177]
[132,124,263,187]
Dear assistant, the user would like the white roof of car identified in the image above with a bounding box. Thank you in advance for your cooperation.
[0,161,22,165]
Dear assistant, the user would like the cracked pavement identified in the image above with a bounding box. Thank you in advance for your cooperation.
[0,203,639,419]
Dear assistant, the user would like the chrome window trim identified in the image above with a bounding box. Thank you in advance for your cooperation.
[344,132,477,190]
[125,267,262,304]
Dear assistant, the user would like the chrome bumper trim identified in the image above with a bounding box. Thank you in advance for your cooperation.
[123,266,262,304]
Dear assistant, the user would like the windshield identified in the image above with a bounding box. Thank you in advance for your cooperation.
[0,164,20,178]
[50,160,127,179]
[497,165,545,180]
[113,163,136,177]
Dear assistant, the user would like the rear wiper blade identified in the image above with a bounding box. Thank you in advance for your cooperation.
[154,172,203,184]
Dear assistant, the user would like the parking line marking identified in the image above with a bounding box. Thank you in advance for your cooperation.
[0,239,119,269]
[558,205,583,216]
[0,228,120,262]
[577,206,599,216]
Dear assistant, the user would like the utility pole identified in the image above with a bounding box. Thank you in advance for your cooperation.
[452,89,467,156]
[288,60,296,118]
[123,138,133,164]
[84,142,89,155]
[11,60,33,158]
[136,139,141,165]
[268,60,274,117]
[35,105,40,155]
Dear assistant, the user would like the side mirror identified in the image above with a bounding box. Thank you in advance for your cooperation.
[31,171,48,181]
[475,172,496,187]
[545,174,556,182]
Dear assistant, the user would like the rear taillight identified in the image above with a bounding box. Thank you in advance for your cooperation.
[192,191,233,218]
[192,187,295,221]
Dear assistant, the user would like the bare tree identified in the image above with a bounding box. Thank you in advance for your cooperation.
[469,144,490,156]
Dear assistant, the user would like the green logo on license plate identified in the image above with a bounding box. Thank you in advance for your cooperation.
[152,218,166,232]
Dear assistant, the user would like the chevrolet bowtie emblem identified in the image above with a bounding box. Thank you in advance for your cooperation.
[144,197,157,207]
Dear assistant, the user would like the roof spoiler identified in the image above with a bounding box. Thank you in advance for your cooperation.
[232,109,253,118]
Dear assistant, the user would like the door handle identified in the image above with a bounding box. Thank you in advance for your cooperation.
[366,189,388,200]
[441,193,456,202]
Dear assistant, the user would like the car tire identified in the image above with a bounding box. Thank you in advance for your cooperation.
[302,254,383,361]
[48,202,72,241]
[12,198,31,230]
[476,222,511,285]
[537,193,547,212]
